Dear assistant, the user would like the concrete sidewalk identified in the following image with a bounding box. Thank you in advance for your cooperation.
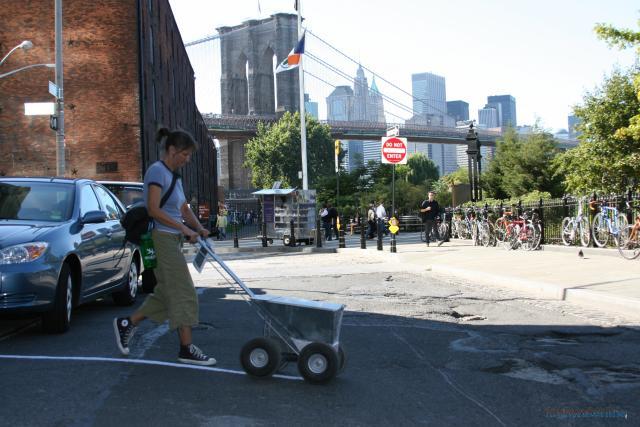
[338,239,640,322]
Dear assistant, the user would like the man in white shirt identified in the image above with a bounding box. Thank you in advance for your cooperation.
[376,200,388,237]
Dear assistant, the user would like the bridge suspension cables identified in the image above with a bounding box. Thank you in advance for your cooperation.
[183,24,453,125]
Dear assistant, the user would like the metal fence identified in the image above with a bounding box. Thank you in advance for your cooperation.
[454,192,640,246]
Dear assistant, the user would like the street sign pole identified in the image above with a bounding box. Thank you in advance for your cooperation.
[391,164,396,253]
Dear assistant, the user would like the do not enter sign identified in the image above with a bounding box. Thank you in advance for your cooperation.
[381,137,408,164]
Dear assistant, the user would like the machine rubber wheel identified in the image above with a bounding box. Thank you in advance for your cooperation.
[240,338,282,377]
[42,263,73,333]
[112,258,139,305]
[297,342,339,384]
[283,236,291,246]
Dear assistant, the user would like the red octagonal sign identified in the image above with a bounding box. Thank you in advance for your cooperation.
[381,137,408,165]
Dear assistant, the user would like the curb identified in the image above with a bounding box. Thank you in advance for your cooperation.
[539,244,622,258]
[427,264,640,321]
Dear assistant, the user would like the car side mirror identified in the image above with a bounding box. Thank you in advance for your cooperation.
[81,210,107,224]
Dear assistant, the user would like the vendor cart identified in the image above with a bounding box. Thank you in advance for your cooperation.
[253,188,317,246]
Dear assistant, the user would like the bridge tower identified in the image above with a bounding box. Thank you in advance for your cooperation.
[218,13,299,116]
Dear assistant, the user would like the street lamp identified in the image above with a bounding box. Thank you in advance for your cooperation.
[0,40,34,67]
[0,63,54,80]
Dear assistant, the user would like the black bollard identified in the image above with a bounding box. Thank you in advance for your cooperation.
[261,221,267,247]
[390,232,397,253]
[377,218,383,251]
[339,217,346,248]
[289,219,296,247]
[233,221,239,248]
[316,218,322,248]
[360,211,366,249]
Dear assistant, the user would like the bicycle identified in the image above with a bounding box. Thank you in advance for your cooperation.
[616,201,640,260]
[502,213,536,250]
[560,197,590,247]
[591,201,628,248]
[476,207,495,247]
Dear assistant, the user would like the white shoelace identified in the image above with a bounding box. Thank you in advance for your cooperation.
[189,344,207,360]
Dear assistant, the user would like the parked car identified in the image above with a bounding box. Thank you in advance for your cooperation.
[98,181,143,209]
[0,177,141,333]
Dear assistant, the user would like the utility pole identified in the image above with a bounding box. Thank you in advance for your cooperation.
[296,0,308,189]
[55,0,65,176]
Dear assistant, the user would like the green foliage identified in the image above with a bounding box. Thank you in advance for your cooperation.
[244,112,333,189]
[482,128,564,198]
[554,67,640,193]
[404,153,439,185]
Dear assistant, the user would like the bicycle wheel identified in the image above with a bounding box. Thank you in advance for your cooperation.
[561,217,573,246]
[479,222,491,247]
[531,222,542,250]
[520,223,536,251]
[617,226,640,260]
[592,213,609,247]
[579,216,590,247]
[438,222,448,241]
[494,218,507,243]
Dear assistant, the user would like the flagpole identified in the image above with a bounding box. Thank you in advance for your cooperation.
[297,0,308,190]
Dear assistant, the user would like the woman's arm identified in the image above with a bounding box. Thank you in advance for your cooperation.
[146,185,198,240]
[181,202,210,240]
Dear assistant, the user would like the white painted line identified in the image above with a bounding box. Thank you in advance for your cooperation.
[0,354,302,381]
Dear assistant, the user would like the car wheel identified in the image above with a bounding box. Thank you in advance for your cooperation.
[113,258,139,306]
[42,263,73,334]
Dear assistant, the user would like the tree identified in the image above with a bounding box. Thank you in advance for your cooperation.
[594,18,640,142]
[244,112,333,189]
[555,67,640,194]
[403,153,439,186]
[483,127,563,198]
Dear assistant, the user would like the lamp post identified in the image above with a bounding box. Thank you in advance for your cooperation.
[0,63,55,80]
[55,0,65,177]
[0,40,33,67]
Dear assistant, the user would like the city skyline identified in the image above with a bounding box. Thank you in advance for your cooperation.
[169,0,638,132]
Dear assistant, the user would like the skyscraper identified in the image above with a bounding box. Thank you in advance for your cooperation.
[326,67,385,172]
[487,95,517,128]
[446,100,469,123]
[478,105,500,128]
[327,86,354,121]
[304,93,318,119]
[412,72,447,117]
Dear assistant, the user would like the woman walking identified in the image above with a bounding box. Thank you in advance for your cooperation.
[113,127,215,366]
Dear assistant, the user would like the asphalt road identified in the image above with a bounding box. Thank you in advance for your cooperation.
[1,250,638,426]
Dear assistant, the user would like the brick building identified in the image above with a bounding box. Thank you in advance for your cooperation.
[0,0,218,210]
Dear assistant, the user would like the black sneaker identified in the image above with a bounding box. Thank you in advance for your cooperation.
[437,240,444,247]
[178,344,217,366]
[113,317,136,356]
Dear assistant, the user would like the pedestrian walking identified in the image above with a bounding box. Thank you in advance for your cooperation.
[376,199,388,236]
[217,208,228,240]
[320,203,332,240]
[113,127,216,366]
[420,191,443,247]
[367,202,376,239]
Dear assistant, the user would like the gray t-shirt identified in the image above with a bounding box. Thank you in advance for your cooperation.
[143,161,186,234]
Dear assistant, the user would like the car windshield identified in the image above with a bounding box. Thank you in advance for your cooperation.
[0,181,75,222]
[104,184,143,208]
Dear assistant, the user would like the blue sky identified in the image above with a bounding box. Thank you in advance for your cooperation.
[169,0,638,131]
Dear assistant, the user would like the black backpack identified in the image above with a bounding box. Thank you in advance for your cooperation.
[120,174,178,245]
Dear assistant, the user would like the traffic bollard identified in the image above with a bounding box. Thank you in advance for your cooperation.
[339,217,346,248]
[360,212,366,249]
[390,232,396,253]
[233,222,239,248]
[261,221,267,247]
[316,219,322,248]
[377,218,383,251]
